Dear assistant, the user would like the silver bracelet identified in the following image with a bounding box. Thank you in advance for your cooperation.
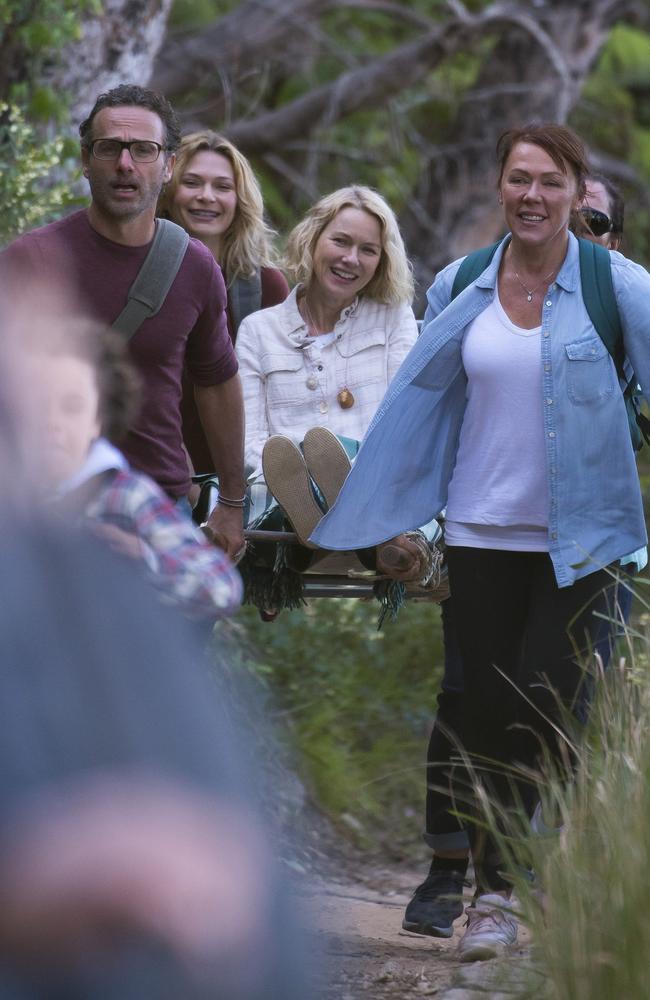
[217,495,246,509]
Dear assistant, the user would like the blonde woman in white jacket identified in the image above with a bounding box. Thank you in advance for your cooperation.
[235,185,417,533]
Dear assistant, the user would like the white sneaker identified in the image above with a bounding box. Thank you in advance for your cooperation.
[457,893,518,962]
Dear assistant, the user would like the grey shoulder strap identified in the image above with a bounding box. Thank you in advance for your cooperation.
[228,271,263,333]
[112,219,190,339]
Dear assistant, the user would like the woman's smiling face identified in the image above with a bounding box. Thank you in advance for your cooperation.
[310,206,382,306]
[170,150,238,247]
[499,141,579,249]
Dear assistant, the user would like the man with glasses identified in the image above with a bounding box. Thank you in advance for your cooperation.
[1,85,245,560]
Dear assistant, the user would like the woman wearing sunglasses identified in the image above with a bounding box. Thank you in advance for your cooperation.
[312,123,650,960]
[578,173,624,250]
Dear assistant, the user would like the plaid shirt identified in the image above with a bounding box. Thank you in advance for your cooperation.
[85,469,242,620]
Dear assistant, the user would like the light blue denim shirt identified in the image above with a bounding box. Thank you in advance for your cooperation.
[312,233,650,586]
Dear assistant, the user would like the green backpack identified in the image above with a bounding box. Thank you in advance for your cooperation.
[450,239,650,451]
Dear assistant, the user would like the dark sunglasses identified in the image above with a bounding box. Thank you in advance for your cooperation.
[579,207,613,238]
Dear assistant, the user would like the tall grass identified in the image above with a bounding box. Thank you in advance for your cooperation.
[508,597,650,999]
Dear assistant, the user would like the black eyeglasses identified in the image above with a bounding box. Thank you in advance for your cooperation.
[89,139,166,163]
[579,207,613,238]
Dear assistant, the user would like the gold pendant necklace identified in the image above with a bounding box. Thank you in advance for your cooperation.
[301,294,355,410]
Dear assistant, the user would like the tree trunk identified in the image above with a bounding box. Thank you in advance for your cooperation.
[43,0,174,127]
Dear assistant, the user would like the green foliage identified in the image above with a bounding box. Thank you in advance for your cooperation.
[0,103,80,245]
[237,598,445,855]
[1,0,98,119]
[569,24,650,267]
[599,23,650,89]
[0,1,96,242]
[169,0,232,29]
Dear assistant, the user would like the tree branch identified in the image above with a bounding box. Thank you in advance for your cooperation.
[151,0,336,98]
[223,1,574,153]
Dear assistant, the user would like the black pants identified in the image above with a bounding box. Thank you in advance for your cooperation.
[424,599,467,850]
[425,567,633,850]
[443,546,614,892]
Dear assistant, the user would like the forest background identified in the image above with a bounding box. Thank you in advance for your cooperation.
[2,0,650,858]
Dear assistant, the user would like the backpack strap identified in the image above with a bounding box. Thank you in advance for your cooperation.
[450,242,501,301]
[112,219,189,340]
[577,238,624,369]
[578,237,650,450]
[228,271,263,333]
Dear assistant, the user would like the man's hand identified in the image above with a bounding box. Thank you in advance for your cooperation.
[204,503,246,562]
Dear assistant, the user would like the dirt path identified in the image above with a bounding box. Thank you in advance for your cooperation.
[298,862,534,999]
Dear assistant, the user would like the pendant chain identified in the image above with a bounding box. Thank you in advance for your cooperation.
[510,262,556,303]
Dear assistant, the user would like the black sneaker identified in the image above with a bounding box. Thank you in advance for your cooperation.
[402,869,466,938]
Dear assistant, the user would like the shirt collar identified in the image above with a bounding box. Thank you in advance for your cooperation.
[56,437,127,498]
[474,231,579,293]
[282,284,361,340]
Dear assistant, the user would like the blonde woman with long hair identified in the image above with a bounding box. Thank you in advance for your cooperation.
[235,184,418,536]
[159,131,288,472]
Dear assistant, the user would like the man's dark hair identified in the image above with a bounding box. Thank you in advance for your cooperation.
[79,84,181,154]
[587,172,624,238]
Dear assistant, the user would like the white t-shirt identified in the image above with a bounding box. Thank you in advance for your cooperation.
[445,290,549,551]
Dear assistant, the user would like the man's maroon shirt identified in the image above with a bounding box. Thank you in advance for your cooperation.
[2,211,238,497]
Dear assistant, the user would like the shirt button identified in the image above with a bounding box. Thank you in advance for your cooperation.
[544,365,551,372]
[317,364,323,371]
[546,398,553,405]
[551,531,558,540]
[319,402,328,414]
[548,431,555,438]
[546,300,552,307]
[543,331,550,338]
[306,375,318,390]
[550,467,556,475]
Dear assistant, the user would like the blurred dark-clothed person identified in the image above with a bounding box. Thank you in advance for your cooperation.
[0,291,311,999]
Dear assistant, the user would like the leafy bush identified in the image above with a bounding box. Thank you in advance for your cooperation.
[237,598,445,857]
[0,103,79,245]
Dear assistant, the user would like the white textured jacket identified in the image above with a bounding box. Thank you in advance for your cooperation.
[236,286,418,478]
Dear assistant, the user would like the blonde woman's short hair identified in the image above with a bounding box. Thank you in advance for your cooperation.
[158,131,278,283]
[284,186,414,305]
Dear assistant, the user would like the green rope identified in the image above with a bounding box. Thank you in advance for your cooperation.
[240,540,305,613]
[373,579,406,629]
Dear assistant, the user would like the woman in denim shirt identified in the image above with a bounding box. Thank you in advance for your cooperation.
[312,124,650,959]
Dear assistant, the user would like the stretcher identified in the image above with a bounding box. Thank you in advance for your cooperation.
[193,476,449,614]
[242,527,449,605]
